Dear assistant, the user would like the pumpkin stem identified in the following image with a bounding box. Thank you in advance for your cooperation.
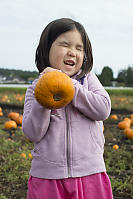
[53,94,62,101]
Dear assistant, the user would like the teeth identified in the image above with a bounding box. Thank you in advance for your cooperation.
[64,60,75,66]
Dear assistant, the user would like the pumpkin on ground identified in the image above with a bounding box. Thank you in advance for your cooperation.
[4,120,17,129]
[0,111,3,117]
[34,71,75,109]
[130,114,133,119]
[123,117,131,124]
[28,153,32,159]
[131,118,133,126]
[103,125,104,132]
[118,121,130,129]
[1,95,8,102]
[0,107,3,117]
[110,114,118,120]
[15,115,23,125]
[113,144,119,150]
[125,128,133,139]
[8,112,19,121]
[20,153,26,158]
[124,128,132,136]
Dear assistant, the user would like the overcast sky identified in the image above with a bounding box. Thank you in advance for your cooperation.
[0,0,133,77]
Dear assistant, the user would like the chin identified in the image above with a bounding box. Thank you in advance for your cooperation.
[64,72,73,77]
[63,70,74,76]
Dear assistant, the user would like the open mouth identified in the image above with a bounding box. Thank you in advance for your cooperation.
[64,60,75,67]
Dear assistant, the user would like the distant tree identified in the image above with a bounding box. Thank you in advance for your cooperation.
[117,69,127,85]
[19,71,39,82]
[117,65,133,87]
[126,66,133,86]
[98,66,114,86]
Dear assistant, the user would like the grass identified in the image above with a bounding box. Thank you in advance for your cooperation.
[1,113,133,198]
[103,114,133,199]
[106,88,133,96]
[0,87,133,198]
[0,120,33,199]
[0,87,26,94]
[1,87,133,110]
[110,96,133,111]
[0,88,26,107]
[105,88,133,111]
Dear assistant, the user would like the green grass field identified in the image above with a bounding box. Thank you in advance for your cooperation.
[0,87,133,199]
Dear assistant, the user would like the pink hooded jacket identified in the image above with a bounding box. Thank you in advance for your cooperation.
[22,71,111,179]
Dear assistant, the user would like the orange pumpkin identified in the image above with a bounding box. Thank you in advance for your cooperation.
[28,153,32,159]
[126,129,133,139]
[0,111,3,116]
[0,107,2,112]
[8,112,19,121]
[123,117,131,124]
[113,144,119,150]
[15,115,23,125]
[131,118,133,126]
[130,114,133,119]
[118,121,130,129]
[110,114,118,120]
[103,125,104,132]
[1,95,8,102]
[20,153,26,158]
[34,71,75,109]
[4,120,17,129]
[123,128,132,136]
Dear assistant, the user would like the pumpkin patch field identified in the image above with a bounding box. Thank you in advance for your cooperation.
[0,87,133,199]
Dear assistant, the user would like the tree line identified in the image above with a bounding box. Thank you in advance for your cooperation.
[0,68,39,83]
[0,65,133,86]
[97,65,133,87]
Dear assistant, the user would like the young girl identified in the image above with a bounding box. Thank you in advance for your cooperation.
[22,18,113,199]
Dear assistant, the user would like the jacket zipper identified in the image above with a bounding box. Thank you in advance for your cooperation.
[65,107,71,177]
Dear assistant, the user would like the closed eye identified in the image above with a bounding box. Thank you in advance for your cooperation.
[76,45,83,51]
[59,41,69,47]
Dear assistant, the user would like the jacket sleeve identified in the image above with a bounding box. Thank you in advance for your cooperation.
[22,79,51,143]
[71,72,111,121]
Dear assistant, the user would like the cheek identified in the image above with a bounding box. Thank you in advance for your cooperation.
[54,53,64,64]
[78,54,84,66]
[49,52,63,68]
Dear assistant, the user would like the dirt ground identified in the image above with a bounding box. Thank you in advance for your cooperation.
[0,104,133,199]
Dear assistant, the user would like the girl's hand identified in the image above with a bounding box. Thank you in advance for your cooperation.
[40,67,62,76]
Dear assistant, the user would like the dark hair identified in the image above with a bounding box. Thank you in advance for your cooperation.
[35,18,93,79]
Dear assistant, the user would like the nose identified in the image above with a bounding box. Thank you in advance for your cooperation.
[67,49,76,57]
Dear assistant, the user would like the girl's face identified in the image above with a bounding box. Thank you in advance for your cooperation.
[49,29,84,77]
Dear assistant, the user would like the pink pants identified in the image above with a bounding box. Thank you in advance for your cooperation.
[27,172,113,199]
